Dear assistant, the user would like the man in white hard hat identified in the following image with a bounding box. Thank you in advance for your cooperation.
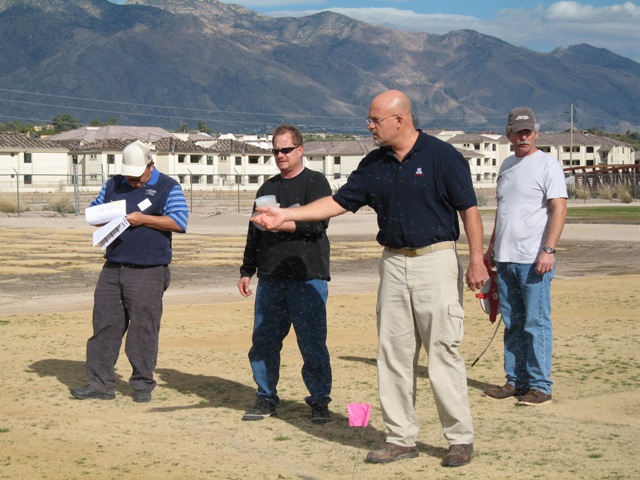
[71,140,189,403]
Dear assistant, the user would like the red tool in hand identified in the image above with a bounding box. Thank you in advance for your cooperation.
[475,260,500,323]
[471,258,502,367]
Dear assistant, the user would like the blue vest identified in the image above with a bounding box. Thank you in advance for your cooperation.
[102,172,178,265]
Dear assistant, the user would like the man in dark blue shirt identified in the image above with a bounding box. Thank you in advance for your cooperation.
[252,90,488,468]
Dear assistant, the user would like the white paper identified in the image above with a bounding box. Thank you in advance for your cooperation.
[85,200,127,226]
[93,216,130,250]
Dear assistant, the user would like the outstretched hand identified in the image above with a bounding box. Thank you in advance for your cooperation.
[251,206,288,231]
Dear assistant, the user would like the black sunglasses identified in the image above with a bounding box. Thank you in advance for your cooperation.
[272,145,300,155]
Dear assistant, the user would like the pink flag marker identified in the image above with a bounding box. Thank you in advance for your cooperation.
[348,403,371,427]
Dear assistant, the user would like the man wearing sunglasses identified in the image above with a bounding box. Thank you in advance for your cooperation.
[238,124,333,424]
[252,91,487,467]
[71,140,189,404]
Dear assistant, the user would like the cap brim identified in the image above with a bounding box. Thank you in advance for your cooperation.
[510,122,536,132]
[121,164,147,177]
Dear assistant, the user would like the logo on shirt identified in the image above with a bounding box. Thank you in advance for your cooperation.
[145,188,157,197]
[415,168,424,176]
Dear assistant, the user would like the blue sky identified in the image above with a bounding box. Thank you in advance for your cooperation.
[216,1,640,62]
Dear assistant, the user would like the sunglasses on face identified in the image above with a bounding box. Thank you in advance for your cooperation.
[272,145,300,155]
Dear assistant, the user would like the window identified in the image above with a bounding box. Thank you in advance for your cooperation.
[249,156,259,164]
[334,173,341,179]
[107,154,115,164]
[235,157,242,166]
[476,159,481,166]
[24,153,32,163]
[207,175,214,184]
[207,156,213,165]
[587,147,594,153]
[178,155,186,163]
[72,155,78,165]
[249,175,259,184]
[334,156,341,165]
[24,175,32,185]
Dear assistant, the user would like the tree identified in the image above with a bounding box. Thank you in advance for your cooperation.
[198,121,212,134]
[52,114,82,133]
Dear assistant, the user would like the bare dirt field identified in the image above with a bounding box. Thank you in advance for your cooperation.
[0,208,639,480]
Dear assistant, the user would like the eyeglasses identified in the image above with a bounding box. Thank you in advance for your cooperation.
[366,115,398,126]
[272,145,300,155]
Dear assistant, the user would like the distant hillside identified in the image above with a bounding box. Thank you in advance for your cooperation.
[0,0,639,133]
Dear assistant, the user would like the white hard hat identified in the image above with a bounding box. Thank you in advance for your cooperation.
[121,140,153,177]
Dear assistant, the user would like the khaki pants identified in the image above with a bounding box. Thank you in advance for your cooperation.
[376,247,473,447]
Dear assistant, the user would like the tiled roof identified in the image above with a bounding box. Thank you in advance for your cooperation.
[69,139,135,152]
[0,132,72,150]
[46,126,176,142]
[206,139,272,154]
[304,139,376,156]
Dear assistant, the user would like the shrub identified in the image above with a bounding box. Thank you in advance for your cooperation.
[596,185,614,201]
[574,185,591,202]
[616,185,634,204]
[42,196,76,215]
[0,196,21,213]
[476,193,489,207]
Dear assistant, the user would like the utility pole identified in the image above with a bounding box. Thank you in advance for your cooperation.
[569,103,574,166]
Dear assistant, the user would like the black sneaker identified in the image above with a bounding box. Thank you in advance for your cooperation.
[242,397,276,421]
[133,390,152,403]
[311,404,331,424]
[70,385,115,401]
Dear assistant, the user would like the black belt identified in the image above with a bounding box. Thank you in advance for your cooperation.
[106,261,165,269]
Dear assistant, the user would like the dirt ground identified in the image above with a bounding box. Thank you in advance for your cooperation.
[0,208,639,479]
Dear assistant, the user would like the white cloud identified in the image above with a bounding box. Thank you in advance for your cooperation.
[268,2,640,62]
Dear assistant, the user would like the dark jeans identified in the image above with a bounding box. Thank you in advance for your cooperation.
[249,277,332,406]
[85,262,170,393]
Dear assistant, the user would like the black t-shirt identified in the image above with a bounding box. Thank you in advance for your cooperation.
[240,168,332,280]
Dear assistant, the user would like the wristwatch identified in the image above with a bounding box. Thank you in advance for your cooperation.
[542,246,556,254]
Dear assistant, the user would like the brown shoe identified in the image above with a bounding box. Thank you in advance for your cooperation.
[441,443,474,467]
[483,383,526,399]
[365,442,418,463]
[517,389,552,406]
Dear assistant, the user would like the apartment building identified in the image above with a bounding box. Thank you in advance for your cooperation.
[0,128,635,193]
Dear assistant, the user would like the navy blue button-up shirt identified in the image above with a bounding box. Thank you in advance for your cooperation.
[333,131,477,249]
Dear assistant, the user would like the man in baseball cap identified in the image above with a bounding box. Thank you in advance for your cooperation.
[483,107,567,406]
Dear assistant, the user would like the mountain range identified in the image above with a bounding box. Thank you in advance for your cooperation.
[1,0,639,134]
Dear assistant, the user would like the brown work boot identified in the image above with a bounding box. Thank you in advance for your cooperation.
[517,389,552,406]
[483,383,525,399]
[365,442,418,463]
[441,443,474,467]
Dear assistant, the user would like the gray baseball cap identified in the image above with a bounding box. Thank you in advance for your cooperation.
[506,107,537,133]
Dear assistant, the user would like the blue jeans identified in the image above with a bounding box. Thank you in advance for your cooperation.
[496,262,555,394]
[249,277,332,406]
